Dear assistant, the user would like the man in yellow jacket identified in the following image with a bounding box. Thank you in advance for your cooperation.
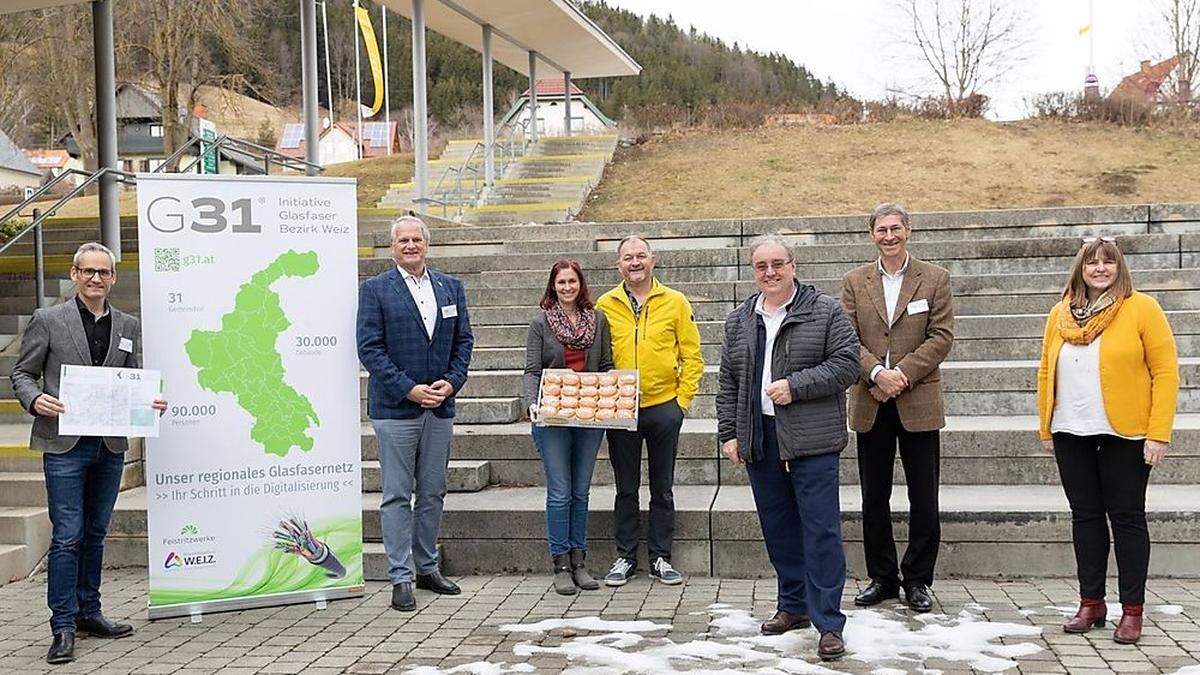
[596,235,704,587]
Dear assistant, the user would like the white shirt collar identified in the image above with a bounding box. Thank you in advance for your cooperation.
[754,282,798,317]
[877,253,910,279]
[398,265,429,284]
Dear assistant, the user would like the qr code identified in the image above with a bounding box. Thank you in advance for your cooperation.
[154,247,180,272]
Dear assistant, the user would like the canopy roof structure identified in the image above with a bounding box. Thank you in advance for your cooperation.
[379,0,640,79]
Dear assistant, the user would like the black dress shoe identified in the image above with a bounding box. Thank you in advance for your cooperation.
[391,583,416,611]
[854,580,900,607]
[760,610,812,635]
[75,613,134,639]
[415,571,461,595]
[46,631,75,664]
[904,584,934,613]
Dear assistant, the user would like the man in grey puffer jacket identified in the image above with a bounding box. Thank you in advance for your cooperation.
[716,235,859,662]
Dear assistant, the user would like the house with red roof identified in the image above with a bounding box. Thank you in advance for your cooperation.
[499,79,616,137]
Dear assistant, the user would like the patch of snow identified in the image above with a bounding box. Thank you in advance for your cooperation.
[406,664,536,675]
[1171,666,1200,674]
[498,618,671,634]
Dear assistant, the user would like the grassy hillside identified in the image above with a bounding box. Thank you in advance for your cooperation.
[578,119,1200,222]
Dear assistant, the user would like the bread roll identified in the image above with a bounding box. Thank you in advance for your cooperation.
[579,385,599,398]
[542,383,562,397]
[575,407,595,420]
[541,396,560,407]
[538,406,557,419]
[598,374,618,387]
[615,409,635,420]
[580,374,599,386]
[557,408,576,419]
[558,396,579,408]
[618,373,637,385]
[597,397,617,409]
[598,385,618,397]
[561,373,581,386]
[594,408,615,421]
[616,397,636,410]
[543,373,562,385]
[560,385,580,397]
[619,384,637,398]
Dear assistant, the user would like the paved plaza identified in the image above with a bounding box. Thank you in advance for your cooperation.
[1,569,1199,674]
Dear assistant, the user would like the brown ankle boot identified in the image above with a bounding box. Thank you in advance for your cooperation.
[1113,604,1143,644]
[1063,597,1107,633]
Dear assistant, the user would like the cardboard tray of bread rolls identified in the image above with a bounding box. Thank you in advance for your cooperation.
[534,369,638,430]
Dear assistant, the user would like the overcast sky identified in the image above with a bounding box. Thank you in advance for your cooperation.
[606,0,1172,120]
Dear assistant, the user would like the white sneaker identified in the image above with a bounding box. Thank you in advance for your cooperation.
[604,558,635,587]
[650,557,683,585]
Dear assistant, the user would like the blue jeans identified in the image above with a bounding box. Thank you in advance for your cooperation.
[532,425,604,556]
[43,437,125,633]
[372,412,453,584]
[745,416,847,633]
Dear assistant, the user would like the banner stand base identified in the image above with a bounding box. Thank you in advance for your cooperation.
[149,585,364,621]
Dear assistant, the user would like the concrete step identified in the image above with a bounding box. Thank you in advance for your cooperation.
[0,543,30,584]
[357,416,1200,487]
[360,459,491,493]
[0,472,44,507]
[0,506,50,578]
[0,400,31,425]
[107,483,1200,579]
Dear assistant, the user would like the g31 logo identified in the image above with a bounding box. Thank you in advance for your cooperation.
[145,196,261,234]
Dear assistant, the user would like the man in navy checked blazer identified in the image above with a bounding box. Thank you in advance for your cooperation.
[357,215,474,612]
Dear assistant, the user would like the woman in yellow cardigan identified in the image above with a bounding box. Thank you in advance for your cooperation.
[1037,237,1178,646]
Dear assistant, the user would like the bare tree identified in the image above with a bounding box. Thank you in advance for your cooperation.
[1161,0,1198,101]
[118,0,260,168]
[898,0,1030,115]
[36,6,100,170]
[0,16,46,142]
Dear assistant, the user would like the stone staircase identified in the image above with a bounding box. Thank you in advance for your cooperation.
[376,134,617,225]
[5,204,1200,585]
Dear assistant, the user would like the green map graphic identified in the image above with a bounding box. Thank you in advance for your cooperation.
[186,250,321,457]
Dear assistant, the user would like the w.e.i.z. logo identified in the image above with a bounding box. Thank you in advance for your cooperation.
[163,551,216,570]
[144,196,261,234]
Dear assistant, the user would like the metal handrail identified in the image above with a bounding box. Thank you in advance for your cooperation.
[154,134,324,175]
[0,167,136,256]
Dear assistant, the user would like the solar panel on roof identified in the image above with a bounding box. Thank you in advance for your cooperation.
[280,124,305,149]
[362,122,389,148]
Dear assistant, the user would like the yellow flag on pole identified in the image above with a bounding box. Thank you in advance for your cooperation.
[1078,24,1091,37]
[355,5,385,117]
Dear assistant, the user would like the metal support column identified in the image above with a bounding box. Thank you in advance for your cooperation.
[32,209,45,310]
[482,25,495,186]
[92,0,120,259]
[412,0,429,209]
[528,52,539,143]
[563,71,572,137]
[382,6,391,155]
[300,0,320,174]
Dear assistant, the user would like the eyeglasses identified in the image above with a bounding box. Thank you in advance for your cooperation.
[73,267,114,280]
[1082,236,1116,244]
[753,259,794,273]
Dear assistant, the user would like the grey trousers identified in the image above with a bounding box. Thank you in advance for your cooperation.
[372,412,453,584]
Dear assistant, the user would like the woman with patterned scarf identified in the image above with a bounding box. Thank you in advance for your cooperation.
[1037,237,1179,645]
[523,259,613,595]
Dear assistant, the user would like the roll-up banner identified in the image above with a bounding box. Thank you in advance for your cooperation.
[137,174,364,619]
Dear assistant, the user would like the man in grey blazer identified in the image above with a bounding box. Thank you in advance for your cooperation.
[11,242,166,664]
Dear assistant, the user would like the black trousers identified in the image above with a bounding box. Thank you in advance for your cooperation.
[856,400,941,589]
[1053,432,1152,605]
[606,399,684,564]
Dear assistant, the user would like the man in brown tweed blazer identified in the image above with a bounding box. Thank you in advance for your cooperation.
[840,203,954,613]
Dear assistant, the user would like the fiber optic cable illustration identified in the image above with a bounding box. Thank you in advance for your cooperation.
[272,515,346,579]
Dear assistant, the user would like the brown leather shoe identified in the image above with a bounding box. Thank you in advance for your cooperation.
[760,610,811,635]
[818,631,845,661]
[1063,597,1107,633]
[1113,603,1143,644]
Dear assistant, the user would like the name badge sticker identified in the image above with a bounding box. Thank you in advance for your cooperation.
[907,299,930,316]
[441,304,458,319]
[118,337,135,353]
